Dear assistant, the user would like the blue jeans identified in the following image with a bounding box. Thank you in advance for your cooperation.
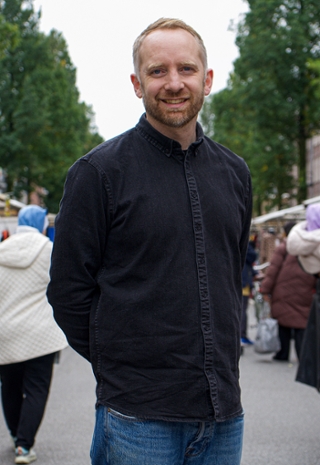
[90,406,244,465]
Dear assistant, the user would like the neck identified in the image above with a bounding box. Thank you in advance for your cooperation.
[146,114,198,150]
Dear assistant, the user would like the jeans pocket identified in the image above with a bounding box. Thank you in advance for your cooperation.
[107,407,139,422]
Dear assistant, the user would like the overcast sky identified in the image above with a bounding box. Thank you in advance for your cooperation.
[33,0,249,141]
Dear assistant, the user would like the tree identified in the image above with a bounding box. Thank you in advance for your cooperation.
[0,12,19,57]
[0,0,103,212]
[202,76,296,214]
[308,58,320,98]
[201,0,320,212]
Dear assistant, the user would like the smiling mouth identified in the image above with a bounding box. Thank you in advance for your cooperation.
[161,98,188,104]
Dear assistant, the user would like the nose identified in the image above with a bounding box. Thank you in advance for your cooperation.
[164,70,184,93]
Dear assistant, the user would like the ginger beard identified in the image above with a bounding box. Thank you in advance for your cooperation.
[140,82,206,129]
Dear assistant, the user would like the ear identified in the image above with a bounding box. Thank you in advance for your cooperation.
[130,74,143,99]
[204,69,214,96]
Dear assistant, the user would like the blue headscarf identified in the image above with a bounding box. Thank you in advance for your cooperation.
[18,205,47,233]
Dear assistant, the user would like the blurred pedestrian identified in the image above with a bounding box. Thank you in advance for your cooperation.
[287,203,320,275]
[241,238,257,346]
[0,205,68,464]
[286,204,320,390]
[259,227,279,264]
[1,229,10,241]
[260,221,316,361]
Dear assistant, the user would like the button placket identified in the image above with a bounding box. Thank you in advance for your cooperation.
[183,152,219,415]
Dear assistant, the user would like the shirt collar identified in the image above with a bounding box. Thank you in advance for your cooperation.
[136,114,204,157]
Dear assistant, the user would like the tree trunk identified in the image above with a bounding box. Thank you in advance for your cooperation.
[297,112,307,203]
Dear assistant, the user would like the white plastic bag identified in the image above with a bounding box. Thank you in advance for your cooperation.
[254,302,280,354]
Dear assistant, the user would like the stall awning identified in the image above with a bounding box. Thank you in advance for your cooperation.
[252,204,306,225]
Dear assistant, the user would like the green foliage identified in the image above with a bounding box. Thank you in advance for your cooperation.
[201,0,320,213]
[308,59,320,99]
[0,13,19,57]
[0,0,103,212]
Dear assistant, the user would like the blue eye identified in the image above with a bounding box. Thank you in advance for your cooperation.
[182,66,194,73]
[152,69,163,75]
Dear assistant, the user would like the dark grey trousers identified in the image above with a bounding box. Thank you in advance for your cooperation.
[0,352,55,449]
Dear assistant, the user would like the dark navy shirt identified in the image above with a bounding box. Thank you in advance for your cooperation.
[48,115,252,422]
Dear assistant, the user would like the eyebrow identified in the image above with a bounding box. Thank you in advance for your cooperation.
[179,61,199,69]
[144,63,164,73]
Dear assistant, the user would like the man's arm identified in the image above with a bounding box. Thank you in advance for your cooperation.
[47,159,110,361]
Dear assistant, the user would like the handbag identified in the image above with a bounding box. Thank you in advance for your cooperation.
[254,301,281,354]
[296,287,320,392]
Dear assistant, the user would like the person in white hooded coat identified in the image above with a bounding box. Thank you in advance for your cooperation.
[287,203,320,275]
[286,203,320,392]
[0,205,68,464]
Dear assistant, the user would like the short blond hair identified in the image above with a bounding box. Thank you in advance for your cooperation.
[132,18,208,76]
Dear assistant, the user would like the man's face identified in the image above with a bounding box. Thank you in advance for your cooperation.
[131,28,213,133]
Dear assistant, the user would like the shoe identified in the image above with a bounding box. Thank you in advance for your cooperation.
[272,355,289,362]
[15,446,37,464]
[241,337,254,346]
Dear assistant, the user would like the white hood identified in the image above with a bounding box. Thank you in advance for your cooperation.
[0,226,50,269]
[287,221,320,274]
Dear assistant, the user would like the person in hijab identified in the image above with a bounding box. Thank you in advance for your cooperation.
[0,205,68,464]
[241,238,257,346]
[287,203,320,275]
[261,221,316,361]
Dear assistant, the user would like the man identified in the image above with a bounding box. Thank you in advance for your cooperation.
[48,18,252,465]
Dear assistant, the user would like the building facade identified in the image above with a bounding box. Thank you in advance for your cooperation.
[307,135,320,198]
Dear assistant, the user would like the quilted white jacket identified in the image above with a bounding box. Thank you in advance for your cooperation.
[286,220,320,274]
[0,226,68,364]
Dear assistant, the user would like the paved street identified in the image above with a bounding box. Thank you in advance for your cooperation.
[1,301,320,464]
[240,302,320,465]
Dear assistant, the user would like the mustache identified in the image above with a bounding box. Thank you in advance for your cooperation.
[158,92,189,99]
